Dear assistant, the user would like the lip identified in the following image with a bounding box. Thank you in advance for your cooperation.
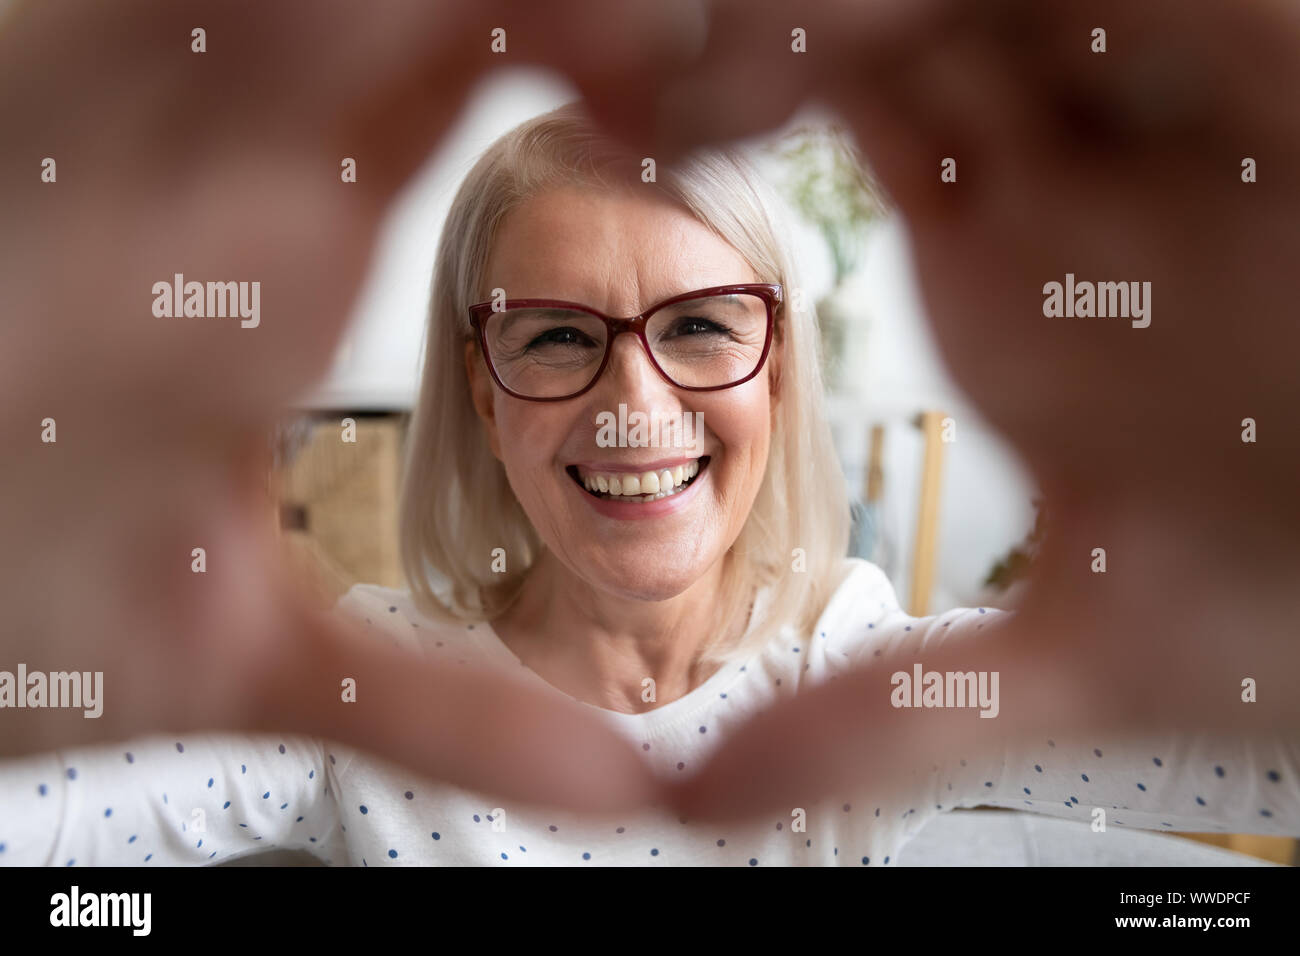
[568,455,705,474]
[567,457,710,521]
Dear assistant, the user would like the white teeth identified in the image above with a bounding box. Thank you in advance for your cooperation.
[576,459,706,501]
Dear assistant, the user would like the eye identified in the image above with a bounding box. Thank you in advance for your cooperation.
[667,316,734,337]
[525,326,598,349]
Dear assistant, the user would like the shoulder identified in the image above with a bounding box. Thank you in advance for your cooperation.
[818,557,903,627]
[801,558,900,662]
[812,559,1011,667]
[334,581,410,617]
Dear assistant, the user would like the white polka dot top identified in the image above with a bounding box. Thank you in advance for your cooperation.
[2,558,1296,866]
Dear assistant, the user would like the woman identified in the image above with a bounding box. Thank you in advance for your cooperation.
[4,102,1294,866]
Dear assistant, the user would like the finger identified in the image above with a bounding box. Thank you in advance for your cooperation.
[2,452,665,815]
[846,12,1053,220]
[661,618,1077,823]
[664,509,1300,822]
[248,603,666,815]
[0,0,497,424]
[573,0,957,161]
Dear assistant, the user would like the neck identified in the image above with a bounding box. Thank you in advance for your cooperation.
[491,550,736,714]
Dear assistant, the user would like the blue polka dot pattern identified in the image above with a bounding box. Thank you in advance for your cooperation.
[2,584,1291,867]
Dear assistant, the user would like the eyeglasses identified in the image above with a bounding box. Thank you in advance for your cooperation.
[468,283,781,402]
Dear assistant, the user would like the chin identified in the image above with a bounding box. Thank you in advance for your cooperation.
[583,554,713,603]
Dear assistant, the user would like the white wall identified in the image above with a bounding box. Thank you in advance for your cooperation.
[299,67,581,410]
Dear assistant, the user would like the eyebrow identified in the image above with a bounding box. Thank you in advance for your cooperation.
[656,293,747,312]
[493,306,587,331]
[488,289,752,317]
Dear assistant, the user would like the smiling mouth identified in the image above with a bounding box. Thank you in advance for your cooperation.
[566,457,710,503]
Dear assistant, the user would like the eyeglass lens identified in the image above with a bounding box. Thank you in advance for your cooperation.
[482,292,769,398]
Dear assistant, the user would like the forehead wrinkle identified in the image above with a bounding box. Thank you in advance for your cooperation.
[488,186,752,314]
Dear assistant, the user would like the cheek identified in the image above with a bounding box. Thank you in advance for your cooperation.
[493,401,565,483]
[704,385,773,502]
[712,381,771,455]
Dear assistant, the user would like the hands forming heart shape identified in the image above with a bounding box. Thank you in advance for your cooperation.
[2,0,1298,826]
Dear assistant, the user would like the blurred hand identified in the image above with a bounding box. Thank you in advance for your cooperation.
[0,0,695,813]
[572,0,1300,818]
[5,0,1297,826]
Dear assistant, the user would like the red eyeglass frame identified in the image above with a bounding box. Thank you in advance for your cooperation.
[467,282,783,402]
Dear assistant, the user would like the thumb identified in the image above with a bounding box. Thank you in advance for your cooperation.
[241,590,666,816]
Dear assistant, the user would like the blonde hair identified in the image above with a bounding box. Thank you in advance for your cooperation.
[399,101,850,664]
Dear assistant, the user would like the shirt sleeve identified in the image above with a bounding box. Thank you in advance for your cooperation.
[0,583,420,867]
[828,559,1300,836]
[0,731,348,866]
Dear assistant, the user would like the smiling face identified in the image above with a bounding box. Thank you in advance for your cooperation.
[467,185,778,603]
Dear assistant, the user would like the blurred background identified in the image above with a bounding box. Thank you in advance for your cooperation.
[272,65,1041,618]
[260,67,1291,865]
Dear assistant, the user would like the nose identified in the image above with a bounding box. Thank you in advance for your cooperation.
[592,328,676,410]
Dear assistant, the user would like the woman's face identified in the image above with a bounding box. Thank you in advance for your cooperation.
[468,185,778,602]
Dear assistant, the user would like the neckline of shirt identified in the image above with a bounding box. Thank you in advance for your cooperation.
[379,557,868,735]
[468,596,771,735]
